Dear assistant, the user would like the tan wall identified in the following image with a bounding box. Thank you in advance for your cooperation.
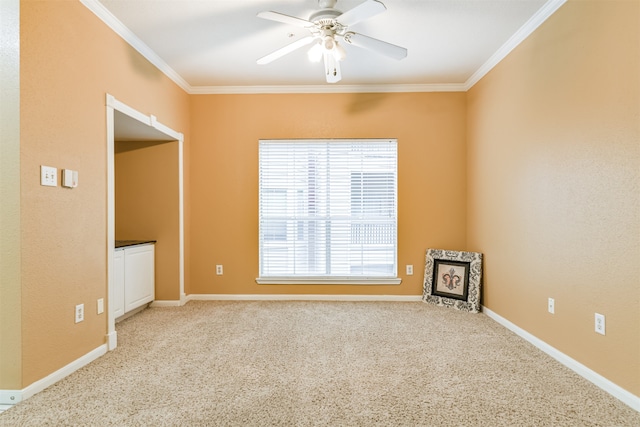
[189,92,467,295]
[0,0,22,391]
[115,141,181,301]
[466,0,639,395]
[19,0,189,386]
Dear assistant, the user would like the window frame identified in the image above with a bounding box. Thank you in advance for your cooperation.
[256,138,401,286]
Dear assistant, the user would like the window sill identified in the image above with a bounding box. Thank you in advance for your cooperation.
[256,278,402,285]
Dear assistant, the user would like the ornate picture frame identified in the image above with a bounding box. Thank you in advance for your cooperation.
[422,248,483,313]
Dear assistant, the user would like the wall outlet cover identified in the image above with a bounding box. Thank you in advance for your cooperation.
[75,304,84,323]
[595,313,605,335]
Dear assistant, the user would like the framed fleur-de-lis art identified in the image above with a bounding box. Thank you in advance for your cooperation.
[422,248,483,313]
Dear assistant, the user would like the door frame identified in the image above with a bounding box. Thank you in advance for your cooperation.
[105,94,185,350]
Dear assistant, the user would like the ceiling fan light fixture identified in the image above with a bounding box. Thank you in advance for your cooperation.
[333,41,346,61]
[322,36,335,50]
[307,41,324,62]
[309,35,345,63]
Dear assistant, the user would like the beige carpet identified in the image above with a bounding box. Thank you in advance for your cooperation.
[1,301,638,426]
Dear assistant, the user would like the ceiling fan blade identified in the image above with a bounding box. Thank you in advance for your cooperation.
[257,11,313,28]
[323,53,342,83]
[336,0,386,27]
[342,32,407,60]
[257,36,316,65]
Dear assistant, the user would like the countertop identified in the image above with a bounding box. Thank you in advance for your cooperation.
[115,240,156,249]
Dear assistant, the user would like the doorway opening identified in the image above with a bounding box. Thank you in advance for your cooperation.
[106,94,184,350]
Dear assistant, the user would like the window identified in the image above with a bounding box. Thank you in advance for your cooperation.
[258,139,398,284]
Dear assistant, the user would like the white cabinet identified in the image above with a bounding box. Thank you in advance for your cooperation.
[124,244,155,312]
[113,243,155,318]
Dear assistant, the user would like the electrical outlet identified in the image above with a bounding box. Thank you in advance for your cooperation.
[548,298,555,314]
[75,304,84,323]
[595,313,605,335]
[97,298,104,315]
[406,265,413,275]
[216,265,223,275]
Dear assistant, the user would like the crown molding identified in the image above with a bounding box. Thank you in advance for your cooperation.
[189,83,467,95]
[81,0,566,95]
[80,0,192,93]
[464,0,567,90]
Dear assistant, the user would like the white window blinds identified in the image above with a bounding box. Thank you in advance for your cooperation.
[259,139,397,280]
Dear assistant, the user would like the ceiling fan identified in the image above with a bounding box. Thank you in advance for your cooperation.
[256,0,407,83]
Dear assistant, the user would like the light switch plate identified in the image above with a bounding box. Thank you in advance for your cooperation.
[41,165,57,187]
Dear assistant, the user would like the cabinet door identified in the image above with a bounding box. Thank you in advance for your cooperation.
[113,249,125,318]
[124,244,155,312]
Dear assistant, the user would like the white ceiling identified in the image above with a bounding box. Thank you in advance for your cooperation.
[88,0,565,93]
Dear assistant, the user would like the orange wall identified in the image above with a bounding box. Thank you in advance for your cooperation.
[19,0,189,386]
[189,92,467,295]
[115,141,181,301]
[466,0,639,395]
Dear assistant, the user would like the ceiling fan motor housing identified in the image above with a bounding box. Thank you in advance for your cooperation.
[309,9,342,30]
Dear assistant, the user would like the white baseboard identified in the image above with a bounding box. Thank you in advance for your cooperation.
[107,331,117,350]
[482,306,640,412]
[150,300,182,307]
[0,390,20,406]
[0,344,107,408]
[186,294,423,302]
